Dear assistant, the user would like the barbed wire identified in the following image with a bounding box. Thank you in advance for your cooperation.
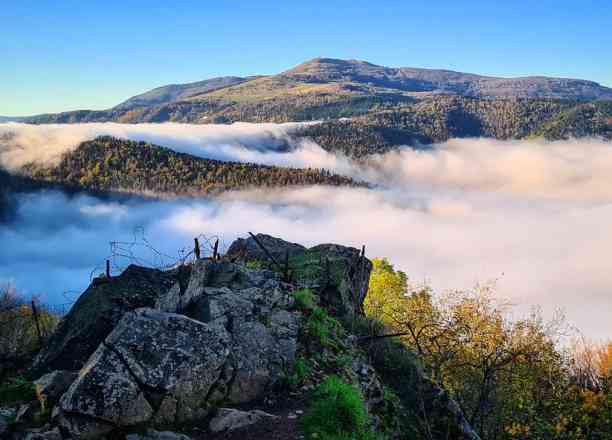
[1,228,231,363]
[3,228,229,326]
[88,227,226,281]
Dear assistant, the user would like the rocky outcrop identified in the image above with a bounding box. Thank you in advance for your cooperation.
[58,308,231,430]
[290,243,372,318]
[55,258,300,437]
[226,233,306,263]
[228,234,372,319]
[11,234,479,440]
[33,265,190,373]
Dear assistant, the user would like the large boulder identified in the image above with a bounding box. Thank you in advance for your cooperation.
[59,308,231,432]
[33,264,190,373]
[291,243,372,318]
[226,233,306,263]
[416,378,481,440]
[156,260,299,405]
[58,260,300,437]
[227,235,373,319]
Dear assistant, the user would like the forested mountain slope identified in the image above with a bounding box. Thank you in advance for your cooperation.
[295,98,612,157]
[19,136,363,196]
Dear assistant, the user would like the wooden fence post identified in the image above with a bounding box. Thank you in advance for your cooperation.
[248,232,283,272]
[106,260,111,278]
[31,300,43,345]
[194,238,201,260]
[213,239,219,260]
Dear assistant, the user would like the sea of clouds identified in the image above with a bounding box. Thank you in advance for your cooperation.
[1,122,611,339]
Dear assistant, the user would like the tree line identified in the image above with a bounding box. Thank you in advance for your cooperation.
[297,97,612,158]
[22,136,364,196]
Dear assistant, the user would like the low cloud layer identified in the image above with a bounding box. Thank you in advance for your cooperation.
[0,122,308,169]
[1,122,612,339]
[4,122,612,201]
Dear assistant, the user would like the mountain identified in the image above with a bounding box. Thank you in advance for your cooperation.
[19,136,363,196]
[21,58,612,154]
[111,76,253,111]
[270,57,612,100]
[26,58,612,123]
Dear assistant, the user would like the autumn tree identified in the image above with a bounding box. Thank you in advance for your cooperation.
[364,257,612,439]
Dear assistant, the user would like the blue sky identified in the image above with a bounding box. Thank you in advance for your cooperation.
[2,0,611,116]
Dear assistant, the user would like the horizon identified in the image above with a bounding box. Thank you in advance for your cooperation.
[3,0,611,116]
[4,55,612,117]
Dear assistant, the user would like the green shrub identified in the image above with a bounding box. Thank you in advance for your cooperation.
[294,357,311,382]
[245,260,265,270]
[305,306,343,349]
[293,288,316,311]
[285,356,312,388]
[0,376,36,405]
[302,376,383,440]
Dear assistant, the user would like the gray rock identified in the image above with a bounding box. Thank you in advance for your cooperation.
[303,243,372,318]
[34,370,78,412]
[55,412,114,440]
[32,265,189,373]
[0,414,9,438]
[59,308,231,431]
[15,401,41,425]
[226,233,306,263]
[60,345,154,426]
[0,407,17,419]
[155,261,215,313]
[156,260,299,406]
[54,257,301,437]
[24,426,63,440]
[209,408,277,433]
[126,429,192,440]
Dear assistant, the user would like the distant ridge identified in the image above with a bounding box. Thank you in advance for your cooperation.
[112,76,255,111]
[18,58,612,153]
[0,116,30,123]
[25,57,612,124]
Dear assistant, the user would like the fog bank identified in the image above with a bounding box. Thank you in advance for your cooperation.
[1,123,612,339]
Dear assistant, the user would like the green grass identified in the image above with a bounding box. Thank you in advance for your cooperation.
[285,356,312,389]
[301,376,383,440]
[245,259,265,270]
[305,306,344,349]
[288,249,346,287]
[292,287,344,350]
[293,288,317,311]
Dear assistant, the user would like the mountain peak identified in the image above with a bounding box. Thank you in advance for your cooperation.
[284,57,382,75]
